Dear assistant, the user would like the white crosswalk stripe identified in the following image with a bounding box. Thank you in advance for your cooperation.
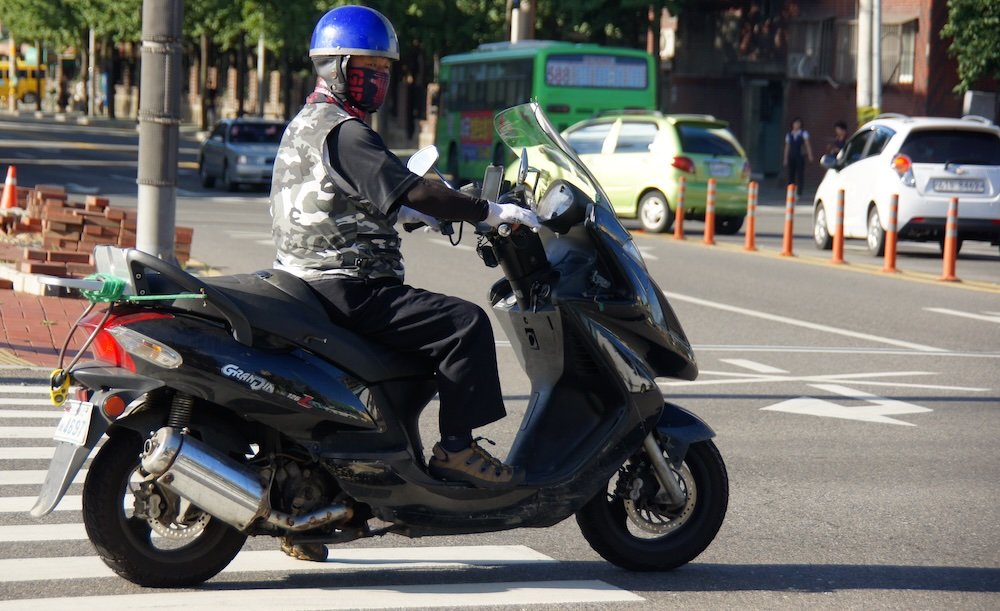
[0,495,80,512]
[0,446,56,459]
[0,381,643,608]
[0,469,87,485]
[0,580,641,610]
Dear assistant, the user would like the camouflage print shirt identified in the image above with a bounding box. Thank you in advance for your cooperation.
[269,102,418,280]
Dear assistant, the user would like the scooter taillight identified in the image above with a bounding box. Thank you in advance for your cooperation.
[81,311,179,371]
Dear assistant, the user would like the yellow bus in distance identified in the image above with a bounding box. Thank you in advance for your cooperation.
[0,59,47,106]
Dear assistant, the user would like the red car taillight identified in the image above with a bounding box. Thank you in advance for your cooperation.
[80,311,178,371]
[671,156,696,173]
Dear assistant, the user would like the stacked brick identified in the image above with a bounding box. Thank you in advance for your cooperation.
[8,185,193,278]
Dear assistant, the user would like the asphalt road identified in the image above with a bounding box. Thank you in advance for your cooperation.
[1,115,998,609]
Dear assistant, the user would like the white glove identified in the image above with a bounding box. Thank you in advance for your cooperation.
[396,206,441,233]
[485,201,540,229]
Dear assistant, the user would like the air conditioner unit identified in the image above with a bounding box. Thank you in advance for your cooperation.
[787,53,820,79]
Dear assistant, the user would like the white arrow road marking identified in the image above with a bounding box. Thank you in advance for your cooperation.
[924,307,1000,324]
[662,370,990,392]
[719,359,789,374]
[0,580,641,610]
[761,383,933,426]
[638,246,659,261]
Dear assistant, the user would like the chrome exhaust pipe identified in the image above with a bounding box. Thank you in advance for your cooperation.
[141,427,351,532]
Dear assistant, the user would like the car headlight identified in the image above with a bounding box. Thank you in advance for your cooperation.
[237,154,249,165]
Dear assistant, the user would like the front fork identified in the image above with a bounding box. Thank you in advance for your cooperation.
[643,433,688,507]
[644,401,718,508]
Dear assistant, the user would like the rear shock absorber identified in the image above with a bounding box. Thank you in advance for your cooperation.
[167,392,195,429]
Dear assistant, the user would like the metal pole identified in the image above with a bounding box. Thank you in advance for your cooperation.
[136,0,184,261]
[8,31,15,112]
[857,0,873,120]
[872,0,882,113]
[88,28,95,116]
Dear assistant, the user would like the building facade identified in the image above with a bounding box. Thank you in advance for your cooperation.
[666,0,981,191]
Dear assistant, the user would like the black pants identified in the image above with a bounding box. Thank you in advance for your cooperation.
[787,156,806,196]
[309,276,506,437]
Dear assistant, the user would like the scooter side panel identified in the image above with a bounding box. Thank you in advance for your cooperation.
[124,317,379,438]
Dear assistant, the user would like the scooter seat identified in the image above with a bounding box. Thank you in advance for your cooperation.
[176,270,433,383]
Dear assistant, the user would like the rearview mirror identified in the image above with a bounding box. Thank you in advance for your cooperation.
[407,146,439,176]
[820,154,839,170]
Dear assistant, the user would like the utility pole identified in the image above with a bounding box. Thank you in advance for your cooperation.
[257,33,265,117]
[136,0,183,261]
[87,28,95,116]
[871,0,882,114]
[857,0,873,125]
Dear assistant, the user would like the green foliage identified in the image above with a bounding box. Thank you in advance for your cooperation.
[941,0,1000,94]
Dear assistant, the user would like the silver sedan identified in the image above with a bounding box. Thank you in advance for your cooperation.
[198,118,287,191]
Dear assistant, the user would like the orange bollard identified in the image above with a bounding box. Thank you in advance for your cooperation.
[703,177,716,245]
[781,184,796,256]
[940,196,960,282]
[0,165,17,210]
[883,194,900,273]
[744,181,758,251]
[673,176,686,240]
[831,188,845,264]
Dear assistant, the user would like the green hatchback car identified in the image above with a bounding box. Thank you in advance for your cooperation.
[563,112,751,233]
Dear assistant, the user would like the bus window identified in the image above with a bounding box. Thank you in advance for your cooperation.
[436,41,655,181]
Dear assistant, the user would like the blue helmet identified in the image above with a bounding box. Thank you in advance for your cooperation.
[310,5,400,60]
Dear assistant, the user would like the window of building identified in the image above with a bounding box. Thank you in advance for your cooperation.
[833,19,917,85]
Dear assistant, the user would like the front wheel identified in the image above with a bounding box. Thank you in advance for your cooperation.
[576,439,728,571]
[814,203,832,250]
[82,430,247,587]
[638,190,674,233]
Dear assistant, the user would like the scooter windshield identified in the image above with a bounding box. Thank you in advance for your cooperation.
[495,102,613,216]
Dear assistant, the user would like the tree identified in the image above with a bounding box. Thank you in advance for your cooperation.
[941,0,1000,94]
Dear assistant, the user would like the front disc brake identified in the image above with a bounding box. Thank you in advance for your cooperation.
[623,462,697,535]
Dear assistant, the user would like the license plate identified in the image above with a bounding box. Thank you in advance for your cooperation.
[932,178,985,193]
[53,400,93,446]
[708,161,732,177]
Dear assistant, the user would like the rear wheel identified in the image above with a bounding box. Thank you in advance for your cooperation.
[638,190,674,233]
[937,237,964,256]
[716,215,744,235]
[82,430,247,587]
[198,157,215,188]
[867,206,885,257]
[813,203,832,250]
[576,439,728,571]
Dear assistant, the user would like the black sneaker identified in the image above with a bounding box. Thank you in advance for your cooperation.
[428,438,525,489]
[280,538,329,562]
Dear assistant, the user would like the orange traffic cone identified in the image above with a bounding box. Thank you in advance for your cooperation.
[1,165,17,210]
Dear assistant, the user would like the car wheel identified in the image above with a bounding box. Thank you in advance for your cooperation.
[867,206,885,257]
[222,163,238,192]
[198,157,215,188]
[716,215,744,235]
[638,191,674,233]
[937,237,964,256]
[813,203,832,250]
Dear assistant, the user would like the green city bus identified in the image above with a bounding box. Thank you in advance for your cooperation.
[435,40,656,181]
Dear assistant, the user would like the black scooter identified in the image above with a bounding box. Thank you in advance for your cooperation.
[31,102,727,587]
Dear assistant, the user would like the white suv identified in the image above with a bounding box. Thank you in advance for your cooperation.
[813,115,1000,256]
